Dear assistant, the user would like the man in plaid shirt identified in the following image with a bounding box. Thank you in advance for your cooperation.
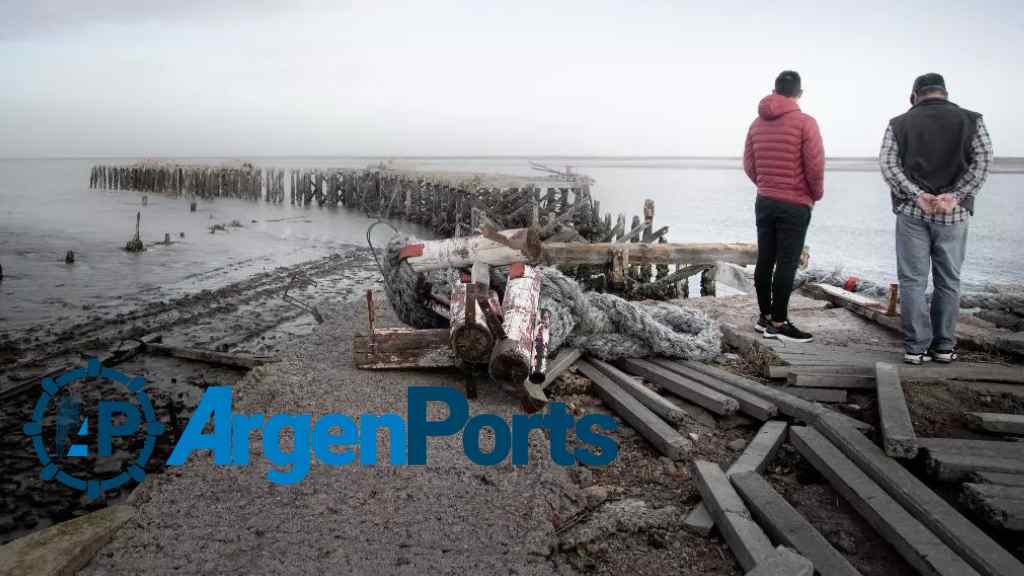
[879,73,993,364]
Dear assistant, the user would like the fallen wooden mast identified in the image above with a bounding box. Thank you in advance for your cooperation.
[400,227,758,272]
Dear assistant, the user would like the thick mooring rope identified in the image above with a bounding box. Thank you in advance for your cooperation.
[380,234,720,361]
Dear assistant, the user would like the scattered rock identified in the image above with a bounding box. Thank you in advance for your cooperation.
[582,485,609,505]
[727,438,749,452]
[826,529,858,555]
[573,467,594,487]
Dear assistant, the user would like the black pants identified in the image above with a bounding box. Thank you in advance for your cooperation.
[754,196,811,322]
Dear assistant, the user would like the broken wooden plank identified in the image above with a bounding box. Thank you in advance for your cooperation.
[971,471,1024,487]
[619,359,738,416]
[690,460,774,572]
[539,347,582,390]
[679,361,873,431]
[731,471,863,576]
[684,421,787,536]
[814,412,1024,576]
[780,387,848,404]
[966,412,1024,436]
[652,359,778,420]
[576,360,692,460]
[745,546,814,576]
[587,357,689,424]
[962,483,1024,532]
[790,426,981,576]
[143,343,274,370]
[353,328,456,369]
[767,365,872,380]
[876,362,918,459]
[786,372,876,389]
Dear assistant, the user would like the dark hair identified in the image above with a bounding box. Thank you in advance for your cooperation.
[774,70,802,97]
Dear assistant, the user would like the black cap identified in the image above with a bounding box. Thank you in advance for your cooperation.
[775,70,802,97]
[913,73,946,94]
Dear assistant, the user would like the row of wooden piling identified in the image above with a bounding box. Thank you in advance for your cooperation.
[88,162,714,298]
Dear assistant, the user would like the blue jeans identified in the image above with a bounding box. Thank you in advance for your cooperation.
[895,215,969,354]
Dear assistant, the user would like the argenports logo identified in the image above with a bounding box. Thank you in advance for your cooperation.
[27,361,619,491]
[23,358,164,500]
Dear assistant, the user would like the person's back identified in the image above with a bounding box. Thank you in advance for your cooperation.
[742,71,825,343]
[879,72,993,365]
[744,94,824,206]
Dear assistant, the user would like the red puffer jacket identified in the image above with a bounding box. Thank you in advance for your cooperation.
[743,94,825,206]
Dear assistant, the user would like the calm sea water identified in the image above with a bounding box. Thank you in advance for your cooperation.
[1,157,1022,334]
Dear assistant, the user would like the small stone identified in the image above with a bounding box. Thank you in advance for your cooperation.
[727,438,748,452]
[574,467,594,487]
[826,529,858,555]
[582,485,609,505]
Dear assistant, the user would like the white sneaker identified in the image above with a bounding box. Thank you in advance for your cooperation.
[903,353,932,365]
[930,349,958,363]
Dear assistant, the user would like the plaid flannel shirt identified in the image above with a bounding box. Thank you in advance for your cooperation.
[879,117,993,224]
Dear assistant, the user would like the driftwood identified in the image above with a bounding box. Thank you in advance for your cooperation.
[489,264,541,385]
[353,328,456,370]
[142,343,274,370]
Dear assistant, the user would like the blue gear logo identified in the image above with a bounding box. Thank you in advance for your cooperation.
[22,358,164,501]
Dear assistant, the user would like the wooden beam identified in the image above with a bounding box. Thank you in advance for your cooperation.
[684,420,788,536]
[876,362,918,459]
[143,343,273,370]
[962,483,1024,532]
[966,412,1024,436]
[690,460,775,572]
[539,347,582,390]
[587,358,690,424]
[790,426,981,576]
[732,471,864,576]
[652,359,777,420]
[353,328,456,369]
[543,241,758,267]
[745,547,814,576]
[786,372,876,389]
[577,360,692,460]
[619,359,739,416]
[971,471,1024,487]
[679,361,873,432]
[814,412,1024,576]
[781,387,848,404]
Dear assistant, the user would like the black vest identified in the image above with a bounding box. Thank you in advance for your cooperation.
[889,98,981,213]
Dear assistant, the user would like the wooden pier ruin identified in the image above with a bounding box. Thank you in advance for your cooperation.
[90,161,728,298]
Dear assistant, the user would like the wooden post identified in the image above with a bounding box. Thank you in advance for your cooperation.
[887,283,899,316]
[489,263,541,386]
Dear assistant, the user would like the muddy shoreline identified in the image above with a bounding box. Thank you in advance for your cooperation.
[0,248,382,544]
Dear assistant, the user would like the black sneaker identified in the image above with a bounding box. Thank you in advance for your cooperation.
[764,321,813,343]
[929,348,958,364]
[754,315,771,334]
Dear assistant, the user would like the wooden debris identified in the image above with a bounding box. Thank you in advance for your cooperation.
[790,426,981,576]
[971,471,1024,487]
[732,471,863,576]
[539,347,582,390]
[966,412,1024,435]
[780,387,848,404]
[814,412,1024,576]
[587,358,689,424]
[962,483,1024,532]
[619,359,739,416]
[768,365,872,380]
[652,359,777,420]
[690,460,775,572]
[920,437,1024,482]
[449,282,494,364]
[745,546,814,576]
[679,361,873,431]
[684,421,787,536]
[785,372,876,389]
[142,343,274,370]
[353,328,456,369]
[577,360,692,460]
[875,362,918,459]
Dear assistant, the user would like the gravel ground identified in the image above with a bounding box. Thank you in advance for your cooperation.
[81,294,583,576]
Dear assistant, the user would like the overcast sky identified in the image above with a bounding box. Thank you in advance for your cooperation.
[1,1,1021,158]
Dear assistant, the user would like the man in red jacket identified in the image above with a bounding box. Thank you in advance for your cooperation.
[743,70,825,342]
